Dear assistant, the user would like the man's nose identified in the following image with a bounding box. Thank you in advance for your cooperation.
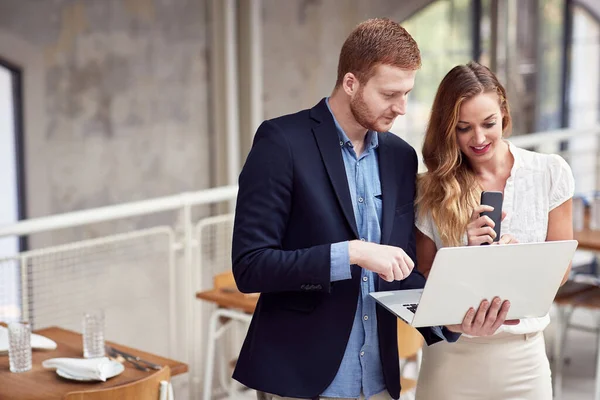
[391,97,407,116]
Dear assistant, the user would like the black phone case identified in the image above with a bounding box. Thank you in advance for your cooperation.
[480,191,503,244]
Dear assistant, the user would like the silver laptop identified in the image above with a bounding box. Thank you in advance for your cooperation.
[370,240,578,327]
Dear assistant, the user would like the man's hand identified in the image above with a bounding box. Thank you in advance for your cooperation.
[348,240,414,282]
[446,297,520,335]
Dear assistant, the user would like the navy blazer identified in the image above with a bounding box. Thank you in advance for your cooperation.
[232,99,455,399]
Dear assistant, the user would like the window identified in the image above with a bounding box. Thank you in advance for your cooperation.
[566,4,600,196]
[537,0,566,131]
[391,0,474,163]
[569,5,600,128]
[0,60,26,321]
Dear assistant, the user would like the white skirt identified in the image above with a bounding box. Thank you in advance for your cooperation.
[415,331,552,400]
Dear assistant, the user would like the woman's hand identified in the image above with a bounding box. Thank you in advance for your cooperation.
[497,234,519,245]
[466,205,497,246]
[446,297,520,335]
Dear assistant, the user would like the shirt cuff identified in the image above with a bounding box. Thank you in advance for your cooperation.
[440,326,462,342]
[330,241,352,282]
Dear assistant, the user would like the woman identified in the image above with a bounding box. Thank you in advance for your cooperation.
[414,61,574,399]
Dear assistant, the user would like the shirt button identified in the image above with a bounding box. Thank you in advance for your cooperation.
[362,276,368,282]
[360,237,366,241]
[339,141,344,146]
[358,197,364,203]
[360,351,365,357]
[363,315,369,321]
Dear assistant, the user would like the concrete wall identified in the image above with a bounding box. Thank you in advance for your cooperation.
[261,0,434,119]
[0,0,438,244]
[0,6,211,396]
[0,0,210,245]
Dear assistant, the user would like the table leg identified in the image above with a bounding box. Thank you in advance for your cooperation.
[203,309,221,400]
[553,305,565,399]
[596,312,600,400]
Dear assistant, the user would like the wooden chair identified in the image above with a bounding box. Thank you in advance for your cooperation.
[398,320,424,398]
[63,366,171,400]
[199,271,256,400]
[213,271,236,289]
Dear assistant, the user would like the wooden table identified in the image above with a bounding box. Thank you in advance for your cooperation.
[574,207,600,251]
[196,286,258,314]
[575,228,600,251]
[0,326,187,400]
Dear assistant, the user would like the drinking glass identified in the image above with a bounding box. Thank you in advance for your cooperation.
[8,321,32,373]
[83,309,105,358]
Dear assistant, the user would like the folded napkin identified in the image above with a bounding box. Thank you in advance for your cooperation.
[0,326,57,354]
[42,357,115,381]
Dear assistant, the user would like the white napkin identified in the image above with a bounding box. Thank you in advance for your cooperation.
[42,357,114,381]
[0,326,58,354]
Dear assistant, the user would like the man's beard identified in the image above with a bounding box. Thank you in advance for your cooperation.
[350,89,391,132]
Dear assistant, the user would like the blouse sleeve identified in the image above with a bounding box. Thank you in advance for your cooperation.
[548,154,575,211]
[415,209,436,242]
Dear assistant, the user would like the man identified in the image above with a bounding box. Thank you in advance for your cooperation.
[231,18,511,400]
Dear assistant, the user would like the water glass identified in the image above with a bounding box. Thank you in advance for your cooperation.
[83,310,105,358]
[8,321,32,373]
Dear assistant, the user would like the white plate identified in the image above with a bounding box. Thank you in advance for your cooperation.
[0,326,58,354]
[56,360,125,381]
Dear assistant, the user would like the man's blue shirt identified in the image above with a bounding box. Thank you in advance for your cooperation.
[323,98,386,398]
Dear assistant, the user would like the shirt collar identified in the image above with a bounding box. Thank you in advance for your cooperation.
[505,139,519,171]
[325,97,379,150]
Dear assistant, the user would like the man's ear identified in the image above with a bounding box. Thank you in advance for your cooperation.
[342,73,358,96]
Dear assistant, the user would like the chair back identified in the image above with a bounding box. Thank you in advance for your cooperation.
[398,320,423,396]
[213,271,236,290]
[397,319,423,359]
[63,366,171,400]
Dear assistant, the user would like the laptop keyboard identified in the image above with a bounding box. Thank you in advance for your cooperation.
[403,303,419,313]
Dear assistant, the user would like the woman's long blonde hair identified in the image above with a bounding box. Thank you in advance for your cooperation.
[416,62,512,247]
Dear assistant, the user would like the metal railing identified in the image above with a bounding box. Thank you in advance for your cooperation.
[0,185,238,400]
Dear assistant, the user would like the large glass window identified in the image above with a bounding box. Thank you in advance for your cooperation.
[0,61,24,321]
[537,0,566,131]
[391,0,473,160]
[567,5,600,196]
[569,5,600,128]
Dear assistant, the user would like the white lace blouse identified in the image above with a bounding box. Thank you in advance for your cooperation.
[416,141,575,335]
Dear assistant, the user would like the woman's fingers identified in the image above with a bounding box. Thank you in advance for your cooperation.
[470,205,494,222]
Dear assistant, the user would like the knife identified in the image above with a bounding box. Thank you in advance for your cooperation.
[107,346,162,370]
[108,351,149,371]
[107,347,150,372]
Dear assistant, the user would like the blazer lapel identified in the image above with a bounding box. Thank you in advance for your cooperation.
[310,99,359,238]
[378,132,398,245]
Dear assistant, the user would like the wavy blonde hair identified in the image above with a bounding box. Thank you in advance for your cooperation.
[416,62,512,247]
